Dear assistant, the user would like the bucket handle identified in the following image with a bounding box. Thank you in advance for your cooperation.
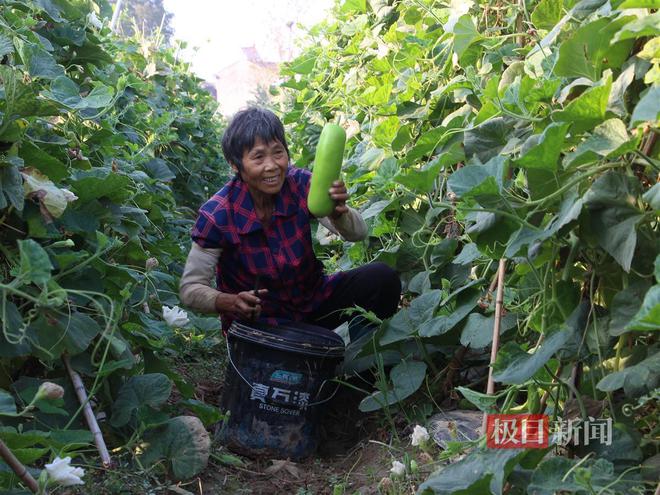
[225,338,340,407]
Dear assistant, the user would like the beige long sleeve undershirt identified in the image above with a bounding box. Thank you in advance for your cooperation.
[178,208,368,313]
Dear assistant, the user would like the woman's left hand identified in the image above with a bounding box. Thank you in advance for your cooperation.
[329,180,349,219]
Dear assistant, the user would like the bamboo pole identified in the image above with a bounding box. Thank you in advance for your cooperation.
[110,0,124,33]
[62,355,113,468]
[482,258,507,433]
[0,439,39,493]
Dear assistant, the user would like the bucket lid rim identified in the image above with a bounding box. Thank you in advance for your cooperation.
[228,321,345,357]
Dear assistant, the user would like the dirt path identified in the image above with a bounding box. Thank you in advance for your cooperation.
[198,440,395,494]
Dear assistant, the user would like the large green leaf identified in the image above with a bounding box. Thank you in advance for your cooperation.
[630,86,660,125]
[554,17,634,81]
[70,168,133,203]
[419,448,526,495]
[359,360,427,412]
[576,422,643,464]
[553,74,612,133]
[0,389,17,416]
[583,172,643,272]
[618,0,660,6]
[16,239,52,285]
[613,12,660,42]
[464,117,513,162]
[531,0,563,30]
[379,290,442,345]
[493,328,573,384]
[625,285,660,332]
[528,457,641,494]
[447,156,506,206]
[456,386,505,413]
[42,76,114,110]
[11,448,49,465]
[14,38,65,80]
[0,35,13,59]
[452,15,480,57]
[18,142,68,181]
[609,282,653,335]
[0,301,29,357]
[178,399,224,427]
[27,311,101,359]
[140,416,210,480]
[583,172,640,208]
[514,122,569,171]
[588,207,643,272]
[564,118,638,168]
[405,127,447,162]
[409,289,443,325]
[0,427,50,449]
[643,183,660,211]
[597,350,660,396]
[143,158,175,182]
[418,291,479,338]
[340,0,367,14]
[110,373,172,427]
[394,158,443,193]
[453,243,481,265]
[0,159,24,211]
[460,313,518,349]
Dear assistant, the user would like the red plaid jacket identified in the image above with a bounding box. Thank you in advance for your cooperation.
[191,166,342,330]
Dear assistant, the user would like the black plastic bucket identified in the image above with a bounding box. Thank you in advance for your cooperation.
[218,320,345,460]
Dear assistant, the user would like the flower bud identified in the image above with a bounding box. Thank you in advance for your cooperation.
[145,257,159,270]
[37,382,64,401]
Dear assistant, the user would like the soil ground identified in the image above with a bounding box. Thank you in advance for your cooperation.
[68,343,432,495]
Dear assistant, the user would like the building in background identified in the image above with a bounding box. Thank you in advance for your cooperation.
[212,46,279,116]
[162,0,332,117]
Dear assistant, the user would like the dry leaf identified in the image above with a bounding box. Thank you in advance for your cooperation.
[264,459,301,479]
[167,485,195,495]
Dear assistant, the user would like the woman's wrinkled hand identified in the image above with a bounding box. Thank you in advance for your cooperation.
[215,289,268,320]
[328,180,349,219]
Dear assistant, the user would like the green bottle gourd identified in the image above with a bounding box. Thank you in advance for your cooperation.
[308,124,346,217]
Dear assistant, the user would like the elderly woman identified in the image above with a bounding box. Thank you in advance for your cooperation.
[179,107,400,338]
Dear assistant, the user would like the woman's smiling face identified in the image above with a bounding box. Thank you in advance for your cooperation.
[232,137,289,199]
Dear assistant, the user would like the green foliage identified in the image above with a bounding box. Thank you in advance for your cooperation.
[109,0,174,43]
[279,0,659,492]
[0,0,226,487]
[139,415,210,480]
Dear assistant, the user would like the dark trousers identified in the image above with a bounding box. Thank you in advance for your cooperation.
[308,262,401,338]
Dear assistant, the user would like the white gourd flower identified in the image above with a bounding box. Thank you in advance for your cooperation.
[86,12,103,30]
[444,0,474,33]
[390,460,405,477]
[61,188,78,202]
[45,457,85,486]
[411,424,430,446]
[162,305,190,327]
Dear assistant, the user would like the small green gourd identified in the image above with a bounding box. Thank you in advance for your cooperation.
[308,124,346,217]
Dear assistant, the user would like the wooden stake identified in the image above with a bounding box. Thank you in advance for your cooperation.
[0,439,39,493]
[63,355,113,468]
[483,258,507,432]
[516,0,525,47]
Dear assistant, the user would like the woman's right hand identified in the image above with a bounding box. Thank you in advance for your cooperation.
[215,289,268,320]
